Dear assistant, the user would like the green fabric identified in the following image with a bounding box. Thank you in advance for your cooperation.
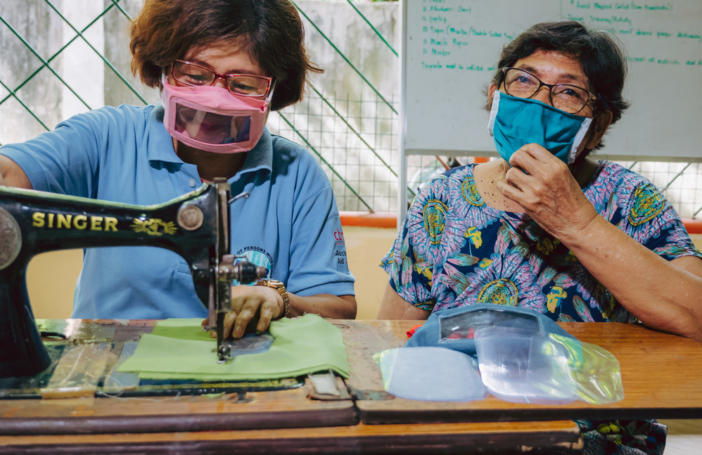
[117,314,349,380]
[150,318,213,341]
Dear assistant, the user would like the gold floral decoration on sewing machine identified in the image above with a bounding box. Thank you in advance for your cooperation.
[131,218,178,236]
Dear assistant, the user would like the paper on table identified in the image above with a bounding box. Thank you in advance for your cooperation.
[118,314,350,380]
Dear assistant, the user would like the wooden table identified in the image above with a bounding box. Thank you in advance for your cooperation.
[2,318,701,453]
[0,421,582,454]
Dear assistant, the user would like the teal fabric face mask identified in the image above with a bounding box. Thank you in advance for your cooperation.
[487,91,593,165]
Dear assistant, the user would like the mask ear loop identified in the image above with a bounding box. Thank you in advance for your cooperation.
[265,80,277,103]
[487,90,501,137]
[568,117,593,164]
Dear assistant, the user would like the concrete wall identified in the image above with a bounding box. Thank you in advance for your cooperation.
[27,249,82,319]
[344,226,397,319]
[1,0,404,212]
[26,231,702,321]
[1,0,398,141]
[0,0,64,146]
[101,0,400,108]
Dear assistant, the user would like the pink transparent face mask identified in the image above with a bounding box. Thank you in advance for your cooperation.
[161,76,272,154]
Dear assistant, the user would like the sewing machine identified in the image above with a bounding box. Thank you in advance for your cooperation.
[0,179,266,378]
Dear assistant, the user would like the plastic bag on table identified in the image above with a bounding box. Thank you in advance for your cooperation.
[373,347,487,402]
[474,327,624,405]
[548,333,624,404]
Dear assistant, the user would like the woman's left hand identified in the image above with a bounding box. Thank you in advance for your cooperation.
[496,143,599,241]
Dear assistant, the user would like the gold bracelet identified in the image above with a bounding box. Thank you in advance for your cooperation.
[255,279,290,317]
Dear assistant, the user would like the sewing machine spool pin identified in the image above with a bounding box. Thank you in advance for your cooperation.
[228,192,250,205]
[0,182,266,378]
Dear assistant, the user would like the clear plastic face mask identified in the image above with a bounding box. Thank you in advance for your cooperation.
[174,103,252,145]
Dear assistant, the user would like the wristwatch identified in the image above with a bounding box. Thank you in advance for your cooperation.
[255,279,290,317]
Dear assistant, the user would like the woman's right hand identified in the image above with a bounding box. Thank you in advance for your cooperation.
[224,285,285,338]
[202,285,284,339]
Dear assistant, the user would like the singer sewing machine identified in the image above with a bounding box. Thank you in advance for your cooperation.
[0,179,266,378]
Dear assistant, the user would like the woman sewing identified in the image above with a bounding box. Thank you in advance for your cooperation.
[0,0,356,338]
[378,21,702,455]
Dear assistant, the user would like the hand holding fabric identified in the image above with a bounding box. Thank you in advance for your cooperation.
[202,285,284,339]
[496,143,598,241]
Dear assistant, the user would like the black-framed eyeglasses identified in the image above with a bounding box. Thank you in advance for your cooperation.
[171,60,273,98]
[501,67,597,115]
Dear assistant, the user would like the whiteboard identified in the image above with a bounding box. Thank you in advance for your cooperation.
[401,0,702,162]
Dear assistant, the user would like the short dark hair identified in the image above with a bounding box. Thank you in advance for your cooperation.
[489,21,630,148]
[129,0,322,111]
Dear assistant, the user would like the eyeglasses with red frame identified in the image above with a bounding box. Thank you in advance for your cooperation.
[171,60,273,98]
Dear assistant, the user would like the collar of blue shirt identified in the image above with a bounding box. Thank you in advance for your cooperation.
[147,105,273,183]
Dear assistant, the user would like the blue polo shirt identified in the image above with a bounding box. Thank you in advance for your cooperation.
[0,104,355,319]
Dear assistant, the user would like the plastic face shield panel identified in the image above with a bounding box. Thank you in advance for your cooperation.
[438,309,540,342]
[174,102,252,145]
[474,328,624,405]
[474,328,576,404]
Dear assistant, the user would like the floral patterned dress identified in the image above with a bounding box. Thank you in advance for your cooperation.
[380,162,702,455]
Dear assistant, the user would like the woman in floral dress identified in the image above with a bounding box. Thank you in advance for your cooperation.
[379,21,702,455]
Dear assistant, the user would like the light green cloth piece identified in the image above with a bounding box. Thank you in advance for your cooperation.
[150,318,213,341]
[118,314,349,380]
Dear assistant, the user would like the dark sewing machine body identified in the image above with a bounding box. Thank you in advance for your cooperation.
[0,180,265,378]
